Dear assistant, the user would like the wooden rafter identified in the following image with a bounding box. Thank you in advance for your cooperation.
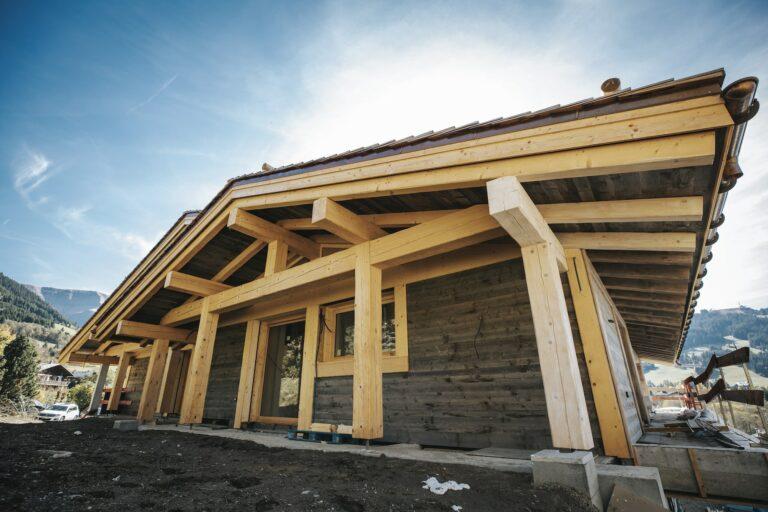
[68,353,119,365]
[559,232,697,252]
[312,197,387,243]
[165,271,232,296]
[212,240,267,282]
[116,320,192,343]
[228,208,320,260]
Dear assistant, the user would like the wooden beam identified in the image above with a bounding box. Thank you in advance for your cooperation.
[233,319,261,429]
[178,297,220,424]
[228,208,320,260]
[588,251,693,266]
[603,278,689,295]
[107,352,132,411]
[540,196,702,224]
[165,271,231,296]
[67,353,119,365]
[607,291,687,305]
[487,176,566,270]
[522,242,593,449]
[212,240,267,282]
[264,240,288,276]
[352,246,383,439]
[248,322,271,422]
[566,249,631,458]
[593,263,691,281]
[284,196,703,232]
[137,339,170,423]
[559,232,697,252]
[613,301,686,314]
[312,197,387,243]
[297,305,321,431]
[64,123,719,360]
[208,205,502,314]
[116,320,192,343]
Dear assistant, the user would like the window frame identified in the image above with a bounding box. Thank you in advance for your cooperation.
[317,284,409,377]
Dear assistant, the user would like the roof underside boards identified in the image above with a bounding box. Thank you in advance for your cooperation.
[61,68,738,363]
[120,164,714,362]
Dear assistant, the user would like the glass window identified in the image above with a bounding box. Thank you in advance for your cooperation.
[260,321,305,418]
[333,302,396,357]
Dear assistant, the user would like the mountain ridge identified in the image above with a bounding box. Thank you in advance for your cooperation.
[24,284,107,327]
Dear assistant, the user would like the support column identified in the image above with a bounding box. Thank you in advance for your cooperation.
[88,363,110,415]
[264,239,288,276]
[488,176,593,450]
[107,351,132,411]
[179,297,220,424]
[159,349,186,414]
[352,245,383,439]
[234,319,262,429]
[298,305,321,430]
[137,339,170,423]
[566,248,631,457]
[523,243,594,449]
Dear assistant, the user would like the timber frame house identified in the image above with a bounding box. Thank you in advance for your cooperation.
[60,69,758,460]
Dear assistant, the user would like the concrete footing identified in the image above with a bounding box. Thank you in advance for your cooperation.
[113,420,139,431]
[531,450,603,510]
[596,464,668,510]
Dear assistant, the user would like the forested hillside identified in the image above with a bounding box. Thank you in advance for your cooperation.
[0,273,72,327]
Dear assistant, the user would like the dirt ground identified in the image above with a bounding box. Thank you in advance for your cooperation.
[0,417,597,511]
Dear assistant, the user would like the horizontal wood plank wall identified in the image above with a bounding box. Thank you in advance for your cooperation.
[119,358,148,417]
[203,323,248,422]
[313,260,602,451]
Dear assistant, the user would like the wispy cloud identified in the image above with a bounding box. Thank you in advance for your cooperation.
[13,149,54,208]
[129,74,178,112]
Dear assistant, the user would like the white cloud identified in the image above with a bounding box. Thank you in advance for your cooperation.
[13,149,53,208]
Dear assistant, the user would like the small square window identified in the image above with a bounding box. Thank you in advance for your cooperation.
[333,302,396,357]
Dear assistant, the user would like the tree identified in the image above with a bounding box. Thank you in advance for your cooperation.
[0,334,39,403]
[67,382,94,411]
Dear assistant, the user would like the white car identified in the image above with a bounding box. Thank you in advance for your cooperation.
[38,403,80,421]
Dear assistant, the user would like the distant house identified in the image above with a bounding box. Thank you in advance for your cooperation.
[38,363,76,403]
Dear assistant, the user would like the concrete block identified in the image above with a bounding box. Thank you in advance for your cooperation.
[597,464,668,510]
[531,450,603,510]
[113,419,139,431]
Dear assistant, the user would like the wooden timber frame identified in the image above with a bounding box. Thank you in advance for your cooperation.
[58,70,753,452]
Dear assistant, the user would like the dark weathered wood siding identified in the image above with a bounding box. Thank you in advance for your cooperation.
[203,323,247,422]
[313,260,603,451]
[119,357,148,417]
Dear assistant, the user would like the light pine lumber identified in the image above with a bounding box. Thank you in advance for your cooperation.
[352,246,384,439]
[137,339,170,423]
[233,319,261,429]
[565,249,631,458]
[522,243,593,449]
[312,197,387,243]
[178,298,220,424]
[107,351,132,411]
[164,271,231,296]
[116,320,192,343]
[297,305,321,430]
[228,208,320,260]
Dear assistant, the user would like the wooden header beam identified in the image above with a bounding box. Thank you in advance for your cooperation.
[165,271,232,296]
[312,197,387,243]
[487,176,566,271]
[67,353,120,365]
[116,320,192,343]
[228,208,320,260]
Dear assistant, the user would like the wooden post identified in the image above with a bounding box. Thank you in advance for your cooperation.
[489,176,593,450]
[522,243,594,449]
[264,239,288,276]
[137,339,170,423]
[234,319,261,429]
[159,349,186,414]
[248,322,271,421]
[566,249,631,457]
[107,351,132,411]
[352,246,384,439]
[88,363,110,415]
[298,305,321,430]
[179,297,220,424]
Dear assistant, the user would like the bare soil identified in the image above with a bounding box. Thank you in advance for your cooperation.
[0,417,596,511]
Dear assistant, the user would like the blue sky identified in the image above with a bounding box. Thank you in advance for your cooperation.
[1,1,767,310]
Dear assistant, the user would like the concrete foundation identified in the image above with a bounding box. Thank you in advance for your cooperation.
[531,450,603,510]
[596,464,668,510]
[113,419,139,431]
